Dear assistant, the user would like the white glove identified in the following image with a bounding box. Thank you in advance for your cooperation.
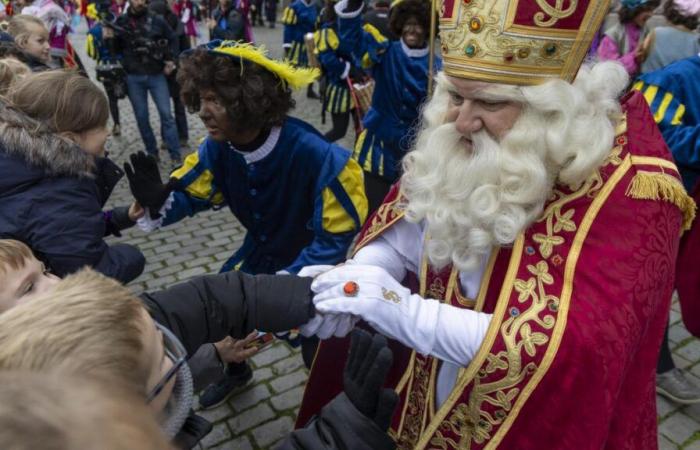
[299,312,358,339]
[297,265,335,278]
[312,264,492,366]
[298,264,358,338]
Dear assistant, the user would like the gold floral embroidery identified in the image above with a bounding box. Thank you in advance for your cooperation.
[382,288,401,303]
[433,260,557,446]
[426,275,447,300]
[397,356,432,449]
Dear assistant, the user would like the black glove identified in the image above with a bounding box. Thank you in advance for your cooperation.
[123,151,178,219]
[343,329,398,431]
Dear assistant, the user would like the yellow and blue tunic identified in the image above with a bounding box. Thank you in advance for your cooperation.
[162,117,368,275]
[314,24,353,115]
[634,55,700,190]
[86,23,119,62]
[282,0,318,67]
[336,13,441,182]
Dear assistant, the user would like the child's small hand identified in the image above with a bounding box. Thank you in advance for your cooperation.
[214,332,260,364]
[128,202,145,221]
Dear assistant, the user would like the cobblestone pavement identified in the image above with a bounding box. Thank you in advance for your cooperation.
[68,16,700,449]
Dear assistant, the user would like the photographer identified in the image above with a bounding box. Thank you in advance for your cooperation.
[103,0,182,163]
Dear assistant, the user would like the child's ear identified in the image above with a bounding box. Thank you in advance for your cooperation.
[58,131,80,144]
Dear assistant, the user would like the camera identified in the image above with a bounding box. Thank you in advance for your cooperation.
[96,60,127,99]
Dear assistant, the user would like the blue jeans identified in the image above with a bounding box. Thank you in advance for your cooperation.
[126,73,181,158]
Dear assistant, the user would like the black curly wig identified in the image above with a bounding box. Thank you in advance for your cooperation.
[177,48,295,132]
[388,0,431,39]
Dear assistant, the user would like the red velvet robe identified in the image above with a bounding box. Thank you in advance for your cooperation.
[296,92,695,449]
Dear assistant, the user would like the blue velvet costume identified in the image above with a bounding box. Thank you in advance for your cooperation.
[282,0,318,67]
[336,9,441,182]
[634,55,700,190]
[315,24,353,115]
[162,117,368,275]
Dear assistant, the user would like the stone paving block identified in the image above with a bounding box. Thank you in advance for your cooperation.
[253,344,292,367]
[659,413,698,445]
[198,402,235,423]
[156,264,184,277]
[231,383,272,413]
[270,369,308,394]
[251,416,295,448]
[271,355,305,376]
[228,403,275,433]
[199,422,232,448]
[684,439,700,450]
[147,251,176,264]
[659,434,679,450]
[270,386,305,412]
[145,275,176,290]
[206,237,235,249]
[156,242,183,254]
[185,256,217,268]
[177,266,209,280]
[658,395,679,419]
[681,402,700,423]
[139,239,164,250]
[197,246,227,258]
[676,342,700,363]
[254,367,275,384]
[671,310,683,325]
[669,325,692,346]
[208,435,254,450]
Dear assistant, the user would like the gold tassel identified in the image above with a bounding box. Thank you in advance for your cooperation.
[625,171,697,232]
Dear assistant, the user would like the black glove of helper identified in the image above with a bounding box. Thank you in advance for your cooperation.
[123,151,179,219]
[343,329,398,431]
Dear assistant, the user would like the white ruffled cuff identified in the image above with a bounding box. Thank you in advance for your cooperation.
[136,192,175,232]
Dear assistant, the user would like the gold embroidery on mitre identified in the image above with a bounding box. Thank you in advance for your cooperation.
[533,0,578,27]
[439,0,611,84]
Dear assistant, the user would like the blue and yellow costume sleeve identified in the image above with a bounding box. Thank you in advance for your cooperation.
[336,12,389,70]
[635,56,700,190]
[286,153,368,273]
[315,26,353,114]
[162,144,226,227]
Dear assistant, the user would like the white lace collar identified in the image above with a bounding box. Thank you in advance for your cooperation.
[400,39,429,58]
[227,126,282,164]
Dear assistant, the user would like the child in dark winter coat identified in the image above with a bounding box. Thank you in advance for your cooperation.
[0,70,145,283]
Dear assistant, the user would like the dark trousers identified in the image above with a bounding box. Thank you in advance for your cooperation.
[167,74,188,141]
[264,0,277,25]
[657,321,676,374]
[364,170,393,215]
[105,84,120,126]
[324,111,359,143]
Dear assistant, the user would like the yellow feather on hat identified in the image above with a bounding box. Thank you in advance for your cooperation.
[208,40,320,90]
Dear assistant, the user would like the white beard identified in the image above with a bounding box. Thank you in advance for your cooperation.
[401,115,553,273]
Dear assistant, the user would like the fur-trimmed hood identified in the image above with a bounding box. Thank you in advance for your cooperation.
[0,100,95,179]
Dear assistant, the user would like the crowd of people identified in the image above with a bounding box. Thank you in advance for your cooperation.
[0,0,697,448]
